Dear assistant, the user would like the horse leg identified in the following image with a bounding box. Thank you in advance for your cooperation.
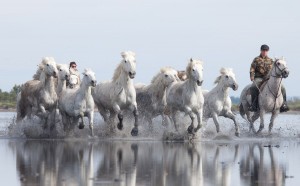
[257,109,265,134]
[224,111,240,137]
[184,106,195,134]
[87,111,94,137]
[78,112,85,129]
[112,104,125,131]
[97,104,109,122]
[131,103,139,136]
[170,110,179,132]
[249,112,260,133]
[212,112,220,133]
[194,109,203,133]
[269,110,279,134]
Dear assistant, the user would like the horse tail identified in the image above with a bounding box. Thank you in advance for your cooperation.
[16,92,26,122]
[239,103,246,119]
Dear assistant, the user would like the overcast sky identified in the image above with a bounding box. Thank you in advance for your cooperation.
[0,0,299,97]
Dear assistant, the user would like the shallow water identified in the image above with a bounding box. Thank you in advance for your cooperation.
[0,112,300,186]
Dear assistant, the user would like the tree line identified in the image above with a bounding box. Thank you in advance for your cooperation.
[0,85,21,109]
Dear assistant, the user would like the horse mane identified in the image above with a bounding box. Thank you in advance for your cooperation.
[150,67,173,84]
[186,58,203,79]
[214,67,234,84]
[112,51,136,82]
[112,63,123,82]
[32,57,56,80]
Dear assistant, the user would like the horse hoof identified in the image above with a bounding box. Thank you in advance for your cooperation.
[78,124,84,129]
[194,125,202,133]
[131,127,138,136]
[187,126,194,134]
[256,128,263,134]
[117,123,123,130]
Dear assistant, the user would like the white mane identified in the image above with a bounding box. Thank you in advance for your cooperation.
[186,59,203,79]
[214,67,235,84]
[112,51,136,82]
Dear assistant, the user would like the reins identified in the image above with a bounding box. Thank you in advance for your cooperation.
[267,60,285,112]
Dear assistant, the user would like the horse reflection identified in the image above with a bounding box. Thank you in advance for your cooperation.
[12,140,95,186]
[239,144,285,186]
[10,140,287,186]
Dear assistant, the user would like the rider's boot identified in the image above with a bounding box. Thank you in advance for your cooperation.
[248,87,259,112]
[280,87,289,112]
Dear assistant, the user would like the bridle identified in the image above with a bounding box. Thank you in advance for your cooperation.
[270,59,287,78]
[268,59,287,111]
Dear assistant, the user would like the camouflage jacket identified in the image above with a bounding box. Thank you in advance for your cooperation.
[249,55,273,80]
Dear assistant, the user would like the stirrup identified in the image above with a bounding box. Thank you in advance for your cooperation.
[280,104,289,113]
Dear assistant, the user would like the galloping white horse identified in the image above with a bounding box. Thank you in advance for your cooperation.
[17,57,58,130]
[166,58,204,134]
[240,58,289,134]
[92,51,139,136]
[59,69,97,136]
[203,68,240,136]
[135,67,180,128]
[56,64,70,96]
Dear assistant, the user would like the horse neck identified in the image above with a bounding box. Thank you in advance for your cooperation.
[114,70,133,88]
[57,78,66,95]
[266,75,282,96]
[146,80,167,101]
[214,81,229,98]
[78,80,91,98]
[44,74,56,95]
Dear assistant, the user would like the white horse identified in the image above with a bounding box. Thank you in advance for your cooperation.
[58,69,97,136]
[240,58,289,134]
[203,68,240,136]
[92,51,139,136]
[135,67,180,129]
[56,64,70,96]
[166,58,204,134]
[17,57,58,130]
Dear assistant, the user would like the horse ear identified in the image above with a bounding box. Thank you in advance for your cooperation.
[190,58,193,62]
[56,64,62,70]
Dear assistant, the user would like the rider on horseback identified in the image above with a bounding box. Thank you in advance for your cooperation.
[248,44,289,112]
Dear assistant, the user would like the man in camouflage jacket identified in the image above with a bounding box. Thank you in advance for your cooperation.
[249,44,289,112]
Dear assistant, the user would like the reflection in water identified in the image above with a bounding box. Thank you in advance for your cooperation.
[7,140,293,186]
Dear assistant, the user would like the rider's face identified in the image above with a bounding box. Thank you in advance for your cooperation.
[260,50,268,57]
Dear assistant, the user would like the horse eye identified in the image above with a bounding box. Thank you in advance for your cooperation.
[165,74,168,77]
[47,64,49,66]
[225,75,229,78]
[85,74,88,76]
[192,69,195,72]
[60,69,62,71]
[124,60,127,63]
[277,62,280,65]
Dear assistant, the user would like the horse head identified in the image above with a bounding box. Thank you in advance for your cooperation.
[216,68,238,91]
[186,58,204,86]
[57,64,70,81]
[273,57,289,78]
[121,51,136,79]
[82,69,97,87]
[160,67,180,86]
[41,57,58,78]
[69,74,79,89]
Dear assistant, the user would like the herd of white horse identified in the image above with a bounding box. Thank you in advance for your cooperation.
[15,51,290,137]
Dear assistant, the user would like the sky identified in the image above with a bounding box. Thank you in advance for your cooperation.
[0,0,299,97]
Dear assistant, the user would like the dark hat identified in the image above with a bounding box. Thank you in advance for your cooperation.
[260,44,269,51]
